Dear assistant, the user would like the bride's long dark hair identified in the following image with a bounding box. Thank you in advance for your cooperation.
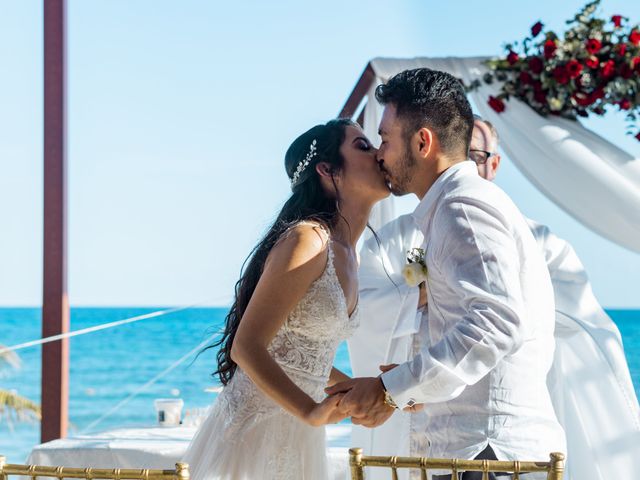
[206,119,357,385]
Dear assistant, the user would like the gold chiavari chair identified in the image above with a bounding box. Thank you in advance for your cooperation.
[349,448,565,480]
[0,456,189,480]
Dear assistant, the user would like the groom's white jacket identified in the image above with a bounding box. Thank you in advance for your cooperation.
[349,165,640,478]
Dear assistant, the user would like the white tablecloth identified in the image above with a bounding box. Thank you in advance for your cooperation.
[27,425,352,479]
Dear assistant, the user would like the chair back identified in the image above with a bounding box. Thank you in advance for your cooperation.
[348,448,565,480]
[0,456,189,480]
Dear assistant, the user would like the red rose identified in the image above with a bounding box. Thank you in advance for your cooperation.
[618,43,628,56]
[620,63,634,79]
[553,65,570,84]
[528,56,544,74]
[591,88,606,101]
[532,80,543,92]
[619,99,631,110]
[585,56,599,69]
[573,92,594,107]
[507,51,519,65]
[519,71,533,84]
[531,21,544,37]
[586,38,602,54]
[630,30,640,46]
[612,15,623,27]
[636,132,640,142]
[544,40,557,59]
[488,96,506,113]
[534,90,547,104]
[633,57,640,72]
[601,60,616,78]
[566,59,583,78]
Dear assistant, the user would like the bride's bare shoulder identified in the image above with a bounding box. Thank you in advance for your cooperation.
[267,222,330,275]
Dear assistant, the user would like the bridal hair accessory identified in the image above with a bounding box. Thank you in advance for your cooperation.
[402,247,428,287]
[291,139,317,187]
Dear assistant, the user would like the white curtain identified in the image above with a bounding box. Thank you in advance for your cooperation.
[362,56,640,254]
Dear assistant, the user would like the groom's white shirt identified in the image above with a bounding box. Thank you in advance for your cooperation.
[351,191,640,479]
[379,161,566,461]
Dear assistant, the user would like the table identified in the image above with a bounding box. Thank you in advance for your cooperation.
[27,425,352,479]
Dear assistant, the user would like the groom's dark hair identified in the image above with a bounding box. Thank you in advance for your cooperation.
[375,68,474,157]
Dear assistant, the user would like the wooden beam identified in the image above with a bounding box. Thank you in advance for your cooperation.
[41,0,69,443]
[356,107,365,128]
[338,63,375,119]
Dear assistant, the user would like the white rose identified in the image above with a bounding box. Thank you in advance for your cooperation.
[548,97,563,111]
[402,262,428,287]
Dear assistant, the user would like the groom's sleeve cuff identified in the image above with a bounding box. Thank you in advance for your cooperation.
[381,353,468,407]
[380,363,419,409]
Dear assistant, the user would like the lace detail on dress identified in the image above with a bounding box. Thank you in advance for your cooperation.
[268,231,359,388]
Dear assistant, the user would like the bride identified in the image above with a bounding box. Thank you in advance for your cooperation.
[181,119,390,479]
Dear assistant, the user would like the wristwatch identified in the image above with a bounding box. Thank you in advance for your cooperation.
[379,377,399,410]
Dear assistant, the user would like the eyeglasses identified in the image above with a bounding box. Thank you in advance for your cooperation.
[469,149,495,165]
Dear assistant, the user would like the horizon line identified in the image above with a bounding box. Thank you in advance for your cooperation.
[1,304,639,311]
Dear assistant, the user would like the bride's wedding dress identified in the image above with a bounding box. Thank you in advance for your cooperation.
[182,236,360,480]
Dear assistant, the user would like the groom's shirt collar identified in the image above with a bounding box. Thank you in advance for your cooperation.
[412,160,476,229]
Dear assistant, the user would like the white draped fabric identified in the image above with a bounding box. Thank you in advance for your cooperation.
[530,219,640,480]
[361,56,640,253]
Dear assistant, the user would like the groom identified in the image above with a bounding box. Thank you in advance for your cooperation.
[326,68,566,471]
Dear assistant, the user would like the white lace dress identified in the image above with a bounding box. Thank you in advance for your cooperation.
[181,240,360,480]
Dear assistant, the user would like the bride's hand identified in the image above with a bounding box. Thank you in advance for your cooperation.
[304,393,348,426]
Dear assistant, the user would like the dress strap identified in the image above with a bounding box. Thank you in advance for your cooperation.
[285,220,335,272]
[324,237,336,271]
[295,220,330,237]
[278,220,332,256]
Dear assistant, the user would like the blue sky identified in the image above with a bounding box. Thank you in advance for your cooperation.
[0,0,639,307]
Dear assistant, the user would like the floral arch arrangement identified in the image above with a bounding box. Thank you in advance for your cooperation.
[467,0,640,140]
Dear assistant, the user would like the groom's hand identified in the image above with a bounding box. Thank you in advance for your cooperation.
[325,377,394,428]
[379,363,398,373]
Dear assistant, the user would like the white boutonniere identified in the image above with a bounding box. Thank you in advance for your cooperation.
[402,247,428,287]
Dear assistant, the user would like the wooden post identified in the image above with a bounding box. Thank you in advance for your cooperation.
[338,63,375,119]
[41,0,69,443]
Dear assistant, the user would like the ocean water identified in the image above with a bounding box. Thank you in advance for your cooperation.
[0,307,639,463]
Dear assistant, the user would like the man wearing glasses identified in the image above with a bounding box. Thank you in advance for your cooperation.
[469,114,501,181]
[349,115,639,479]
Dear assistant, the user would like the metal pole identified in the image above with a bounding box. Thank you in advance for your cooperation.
[41,0,69,443]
